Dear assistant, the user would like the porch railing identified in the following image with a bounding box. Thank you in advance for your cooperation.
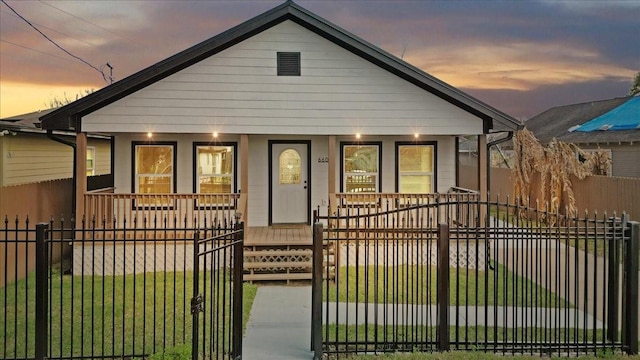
[332,190,480,229]
[83,193,241,229]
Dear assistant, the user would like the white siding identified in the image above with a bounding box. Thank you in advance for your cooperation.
[88,139,111,176]
[611,145,640,178]
[333,135,456,194]
[113,133,241,193]
[83,21,482,136]
[112,134,457,226]
[246,135,329,227]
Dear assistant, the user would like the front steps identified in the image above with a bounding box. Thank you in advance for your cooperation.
[243,242,333,283]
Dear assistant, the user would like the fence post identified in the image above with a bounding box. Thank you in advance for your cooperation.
[622,221,639,354]
[437,223,450,351]
[191,231,200,360]
[232,222,244,360]
[312,222,324,359]
[35,223,49,360]
[607,217,622,342]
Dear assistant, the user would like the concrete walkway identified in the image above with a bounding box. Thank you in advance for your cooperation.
[243,286,314,360]
[242,285,606,359]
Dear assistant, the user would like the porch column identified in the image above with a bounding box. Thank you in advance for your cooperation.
[328,135,336,195]
[477,134,487,200]
[75,132,87,218]
[478,134,488,226]
[240,134,249,223]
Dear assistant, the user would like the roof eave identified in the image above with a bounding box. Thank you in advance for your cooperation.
[40,2,294,130]
[40,1,522,133]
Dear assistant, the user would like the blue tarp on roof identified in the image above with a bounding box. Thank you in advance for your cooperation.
[574,97,640,132]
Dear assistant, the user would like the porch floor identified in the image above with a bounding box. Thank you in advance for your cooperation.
[246,225,312,246]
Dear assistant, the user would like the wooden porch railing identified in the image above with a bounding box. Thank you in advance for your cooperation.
[83,193,241,229]
[331,189,480,228]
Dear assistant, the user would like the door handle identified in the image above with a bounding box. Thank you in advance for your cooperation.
[304,186,307,189]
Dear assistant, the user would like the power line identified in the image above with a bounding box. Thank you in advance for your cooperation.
[1,9,99,48]
[1,39,77,63]
[38,0,138,45]
[1,0,111,83]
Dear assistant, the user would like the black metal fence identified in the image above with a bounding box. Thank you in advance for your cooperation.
[191,223,244,360]
[312,196,639,357]
[0,214,242,360]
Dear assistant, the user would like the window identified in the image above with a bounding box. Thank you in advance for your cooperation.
[277,52,300,76]
[86,147,95,176]
[279,149,301,184]
[396,142,436,193]
[133,142,176,194]
[194,143,236,193]
[341,143,381,193]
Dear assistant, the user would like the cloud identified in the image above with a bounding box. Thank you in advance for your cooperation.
[406,41,636,91]
[1,0,638,118]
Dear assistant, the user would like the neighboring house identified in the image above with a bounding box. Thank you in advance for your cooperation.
[524,96,640,178]
[40,1,522,228]
[0,109,113,217]
[1,109,112,187]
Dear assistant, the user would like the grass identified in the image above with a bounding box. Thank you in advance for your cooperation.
[325,325,633,359]
[326,264,569,307]
[0,266,257,359]
[349,351,640,360]
[489,205,614,259]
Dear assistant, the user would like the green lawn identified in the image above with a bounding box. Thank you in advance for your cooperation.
[325,325,627,358]
[0,268,257,359]
[489,205,616,259]
[326,264,569,307]
[350,351,640,360]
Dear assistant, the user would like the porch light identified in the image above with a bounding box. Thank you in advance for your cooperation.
[414,133,419,139]
[213,132,218,138]
[147,132,153,138]
[355,133,361,139]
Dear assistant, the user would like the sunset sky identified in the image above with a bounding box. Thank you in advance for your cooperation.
[1,0,638,120]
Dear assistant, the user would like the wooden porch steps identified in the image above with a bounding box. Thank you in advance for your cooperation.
[242,226,334,283]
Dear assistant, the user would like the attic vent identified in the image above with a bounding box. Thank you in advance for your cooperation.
[277,52,300,76]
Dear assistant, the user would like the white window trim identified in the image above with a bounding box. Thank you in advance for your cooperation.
[86,147,96,176]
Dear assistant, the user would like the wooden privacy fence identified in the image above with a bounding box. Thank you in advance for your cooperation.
[460,165,640,219]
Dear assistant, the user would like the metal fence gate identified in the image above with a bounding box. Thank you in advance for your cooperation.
[0,214,242,360]
[311,196,639,358]
[191,222,244,360]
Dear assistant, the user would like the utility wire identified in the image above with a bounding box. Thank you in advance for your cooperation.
[1,39,77,63]
[38,0,138,45]
[1,9,99,48]
[1,0,111,83]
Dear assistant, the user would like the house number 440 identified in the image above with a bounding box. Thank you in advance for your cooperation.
[317,157,329,163]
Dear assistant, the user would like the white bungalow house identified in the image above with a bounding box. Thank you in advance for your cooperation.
[40,1,522,230]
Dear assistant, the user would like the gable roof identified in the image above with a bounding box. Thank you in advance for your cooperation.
[40,0,522,133]
[573,96,640,132]
[1,108,57,132]
[525,96,640,144]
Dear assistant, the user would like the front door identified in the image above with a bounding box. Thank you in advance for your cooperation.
[270,142,309,224]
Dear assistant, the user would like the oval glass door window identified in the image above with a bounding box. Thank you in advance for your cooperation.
[279,149,301,184]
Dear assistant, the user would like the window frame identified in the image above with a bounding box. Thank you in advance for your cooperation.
[395,141,437,193]
[86,147,96,176]
[340,141,382,193]
[131,141,177,196]
[192,142,238,193]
